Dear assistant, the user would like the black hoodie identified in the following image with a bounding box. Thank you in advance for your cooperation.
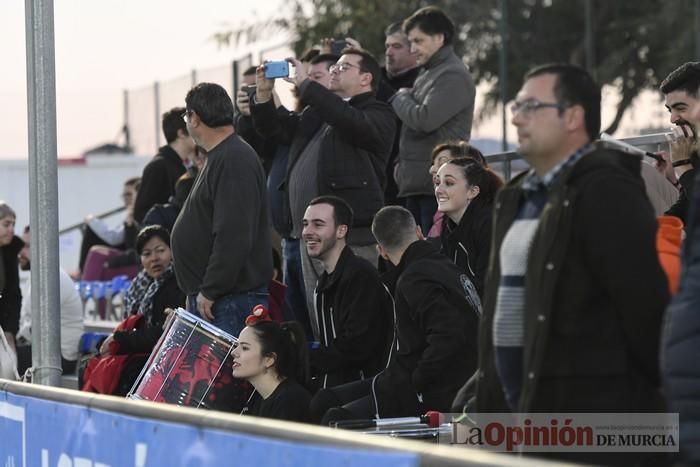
[376,240,479,413]
[311,246,392,389]
[439,198,494,298]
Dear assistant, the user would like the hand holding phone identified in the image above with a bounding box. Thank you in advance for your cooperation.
[264,61,290,79]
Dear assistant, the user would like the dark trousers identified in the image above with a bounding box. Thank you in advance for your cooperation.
[404,195,438,235]
[16,344,77,376]
[310,377,424,426]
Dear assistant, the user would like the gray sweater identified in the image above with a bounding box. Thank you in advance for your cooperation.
[391,45,475,197]
[171,133,272,300]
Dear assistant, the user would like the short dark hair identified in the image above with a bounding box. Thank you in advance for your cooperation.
[403,6,455,45]
[124,176,141,192]
[525,63,601,141]
[372,206,416,252]
[249,320,309,385]
[162,107,188,144]
[308,195,354,232]
[242,65,258,77]
[342,48,382,93]
[185,82,234,128]
[660,62,700,97]
[300,48,321,63]
[310,53,340,69]
[431,141,487,166]
[136,225,171,255]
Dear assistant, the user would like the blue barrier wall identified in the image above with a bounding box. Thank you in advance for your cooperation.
[0,391,419,467]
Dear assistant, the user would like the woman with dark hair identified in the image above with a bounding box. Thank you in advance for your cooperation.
[234,307,311,422]
[427,141,486,238]
[435,157,503,298]
[97,225,184,395]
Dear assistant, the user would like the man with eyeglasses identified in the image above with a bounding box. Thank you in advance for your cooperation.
[250,49,395,341]
[473,64,668,465]
[390,6,475,235]
[171,83,272,338]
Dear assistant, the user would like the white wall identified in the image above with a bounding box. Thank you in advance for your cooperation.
[0,154,149,272]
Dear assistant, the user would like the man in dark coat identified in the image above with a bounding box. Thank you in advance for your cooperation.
[475,64,669,466]
[133,107,194,223]
[251,49,395,340]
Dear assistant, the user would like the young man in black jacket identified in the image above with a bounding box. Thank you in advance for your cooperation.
[302,196,391,390]
[311,206,478,424]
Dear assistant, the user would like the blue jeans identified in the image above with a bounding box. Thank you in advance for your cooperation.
[282,238,312,339]
[187,286,269,338]
[404,195,438,235]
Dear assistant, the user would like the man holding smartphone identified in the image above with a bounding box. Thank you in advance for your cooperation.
[250,50,395,341]
[660,62,700,224]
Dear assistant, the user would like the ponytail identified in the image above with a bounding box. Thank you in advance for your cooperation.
[245,306,310,387]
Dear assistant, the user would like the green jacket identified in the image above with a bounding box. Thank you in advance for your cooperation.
[476,144,669,414]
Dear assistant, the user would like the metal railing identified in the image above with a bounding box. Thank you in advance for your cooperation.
[484,132,671,182]
[0,379,571,467]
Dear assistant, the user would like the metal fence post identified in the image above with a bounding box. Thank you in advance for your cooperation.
[154,81,161,149]
[24,0,62,387]
[123,89,131,151]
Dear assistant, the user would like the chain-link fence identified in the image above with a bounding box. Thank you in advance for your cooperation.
[124,51,266,156]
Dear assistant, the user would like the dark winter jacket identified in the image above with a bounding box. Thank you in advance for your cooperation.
[112,276,184,354]
[476,145,669,417]
[311,246,392,389]
[0,236,23,335]
[134,145,186,223]
[376,240,479,412]
[439,198,493,298]
[377,66,421,205]
[664,168,700,462]
[251,81,396,245]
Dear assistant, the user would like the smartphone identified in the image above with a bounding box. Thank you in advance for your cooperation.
[264,61,290,79]
[331,39,348,56]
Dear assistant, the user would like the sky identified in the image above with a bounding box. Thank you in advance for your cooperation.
[0,0,286,159]
[0,1,672,160]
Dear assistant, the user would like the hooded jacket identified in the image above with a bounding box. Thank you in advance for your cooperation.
[376,240,479,412]
[439,198,494,298]
[311,246,392,389]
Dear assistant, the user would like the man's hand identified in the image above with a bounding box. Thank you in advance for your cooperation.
[284,57,306,89]
[236,89,251,116]
[666,123,697,178]
[255,65,275,103]
[197,292,215,322]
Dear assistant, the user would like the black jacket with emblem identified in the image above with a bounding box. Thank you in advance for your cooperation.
[376,240,479,413]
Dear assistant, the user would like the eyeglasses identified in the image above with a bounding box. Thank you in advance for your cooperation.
[511,99,566,118]
[330,62,362,73]
[181,109,193,123]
